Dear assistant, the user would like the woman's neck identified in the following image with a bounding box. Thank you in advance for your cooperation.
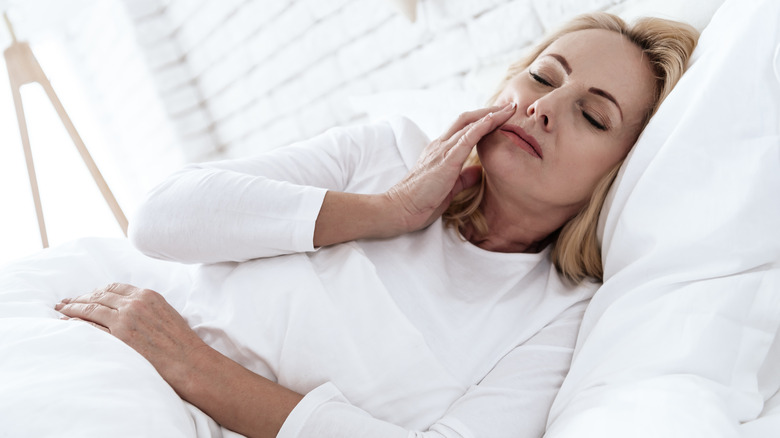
[460,219,554,254]
[461,191,581,254]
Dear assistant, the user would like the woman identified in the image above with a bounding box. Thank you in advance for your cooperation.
[56,12,698,438]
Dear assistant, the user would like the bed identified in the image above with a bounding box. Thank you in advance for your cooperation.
[1,0,778,436]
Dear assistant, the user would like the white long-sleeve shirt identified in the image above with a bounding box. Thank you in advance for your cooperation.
[129,117,598,438]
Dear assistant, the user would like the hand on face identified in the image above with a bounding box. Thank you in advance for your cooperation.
[55,283,205,391]
[385,102,517,232]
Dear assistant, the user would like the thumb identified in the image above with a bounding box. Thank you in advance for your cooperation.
[450,165,482,197]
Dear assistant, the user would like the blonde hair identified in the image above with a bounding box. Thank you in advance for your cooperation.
[443,12,699,283]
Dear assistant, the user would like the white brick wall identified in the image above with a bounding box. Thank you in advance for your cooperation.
[53,0,186,212]
[120,0,631,162]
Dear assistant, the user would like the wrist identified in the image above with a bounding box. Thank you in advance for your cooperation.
[314,191,409,247]
[376,192,417,236]
[169,341,216,400]
[167,341,302,437]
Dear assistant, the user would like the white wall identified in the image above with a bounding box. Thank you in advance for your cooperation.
[0,0,185,262]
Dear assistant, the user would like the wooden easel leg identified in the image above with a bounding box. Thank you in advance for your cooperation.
[39,78,128,235]
[4,39,128,248]
[9,82,49,248]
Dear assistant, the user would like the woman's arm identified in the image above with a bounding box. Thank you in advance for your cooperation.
[130,104,516,263]
[281,300,590,438]
[176,341,302,438]
[56,279,585,438]
[128,126,380,263]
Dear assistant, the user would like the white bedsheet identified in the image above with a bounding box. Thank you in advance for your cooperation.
[0,238,223,437]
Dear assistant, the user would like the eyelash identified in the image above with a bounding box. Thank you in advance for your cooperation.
[529,71,608,131]
[530,72,551,87]
[581,111,607,131]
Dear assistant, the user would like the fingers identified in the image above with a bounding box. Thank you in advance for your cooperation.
[440,102,517,142]
[101,282,137,296]
[62,283,130,311]
[445,102,517,164]
[439,106,501,140]
[56,300,117,328]
[55,283,140,328]
[60,316,110,333]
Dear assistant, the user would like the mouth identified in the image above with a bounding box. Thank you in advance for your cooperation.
[499,124,543,159]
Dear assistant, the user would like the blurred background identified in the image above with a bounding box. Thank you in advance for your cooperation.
[1,0,710,264]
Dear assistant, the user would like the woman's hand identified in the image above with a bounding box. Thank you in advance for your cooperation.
[385,102,517,232]
[55,283,206,391]
[312,102,516,248]
[56,283,302,437]
[56,283,304,436]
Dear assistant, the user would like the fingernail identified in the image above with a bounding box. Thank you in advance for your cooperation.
[54,303,63,310]
[506,102,517,109]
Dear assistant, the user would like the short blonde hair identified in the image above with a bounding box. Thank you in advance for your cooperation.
[443,12,699,283]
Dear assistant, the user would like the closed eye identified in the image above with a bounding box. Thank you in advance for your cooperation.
[530,72,552,87]
[582,111,607,131]
[530,70,609,131]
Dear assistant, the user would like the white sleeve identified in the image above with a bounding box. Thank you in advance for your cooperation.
[279,300,589,438]
[128,121,408,263]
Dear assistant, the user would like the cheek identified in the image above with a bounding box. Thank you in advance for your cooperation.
[493,76,535,106]
[557,139,629,193]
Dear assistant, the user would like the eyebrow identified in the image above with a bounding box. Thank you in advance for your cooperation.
[545,53,624,121]
[545,53,572,74]
[589,87,624,121]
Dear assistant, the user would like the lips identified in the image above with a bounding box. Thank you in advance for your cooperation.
[499,124,543,159]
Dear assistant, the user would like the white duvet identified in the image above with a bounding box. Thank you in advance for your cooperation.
[2,0,779,437]
[0,236,484,437]
[0,238,215,437]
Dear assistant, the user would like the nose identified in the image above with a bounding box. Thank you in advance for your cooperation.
[527,97,552,132]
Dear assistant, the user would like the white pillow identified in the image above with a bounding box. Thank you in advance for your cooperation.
[607,0,725,31]
[546,0,780,436]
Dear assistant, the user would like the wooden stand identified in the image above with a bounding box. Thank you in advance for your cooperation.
[3,12,127,248]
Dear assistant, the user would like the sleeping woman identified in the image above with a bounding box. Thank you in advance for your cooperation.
[55,12,698,438]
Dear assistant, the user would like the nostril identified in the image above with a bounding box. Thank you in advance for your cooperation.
[543,115,549,126]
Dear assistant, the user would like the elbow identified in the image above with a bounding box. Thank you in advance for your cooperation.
[127,200,164,259]
[127,167,196,261]
[127,186,208,264]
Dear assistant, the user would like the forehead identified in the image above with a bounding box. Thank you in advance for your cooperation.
[539,29,655,121]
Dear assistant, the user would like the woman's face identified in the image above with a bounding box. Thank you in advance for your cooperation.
[477,28,655,217]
